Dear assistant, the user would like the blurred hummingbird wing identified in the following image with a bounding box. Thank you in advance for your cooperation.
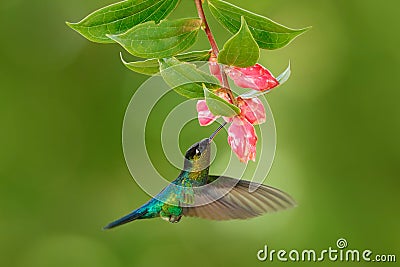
[182,176,296,220]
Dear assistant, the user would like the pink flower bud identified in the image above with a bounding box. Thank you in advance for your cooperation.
[227,64,279,91]
[228,117,258,162]
[237,97,266,125]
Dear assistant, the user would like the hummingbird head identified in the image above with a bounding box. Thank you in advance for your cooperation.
[183,123,226,172]
[183,138,212,172]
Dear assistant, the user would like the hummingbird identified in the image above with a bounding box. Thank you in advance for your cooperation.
[104,124,295,229]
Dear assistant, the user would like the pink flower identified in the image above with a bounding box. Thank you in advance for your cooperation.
[237,97,266,125]
[201,58,275,162]
[201,58,287,161]
[227,64,279,92]
[228,117,257,162]
[196,91,266,162]
[208,55,279,92]
[197,100,217,126]
[197,91,232,126]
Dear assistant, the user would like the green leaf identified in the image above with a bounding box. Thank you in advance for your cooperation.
[208,0,309,50]
[218,16,259,67]
[203,86,240,117]
[108,18,202,58]
[66,0,180,43]
[160,58,220,99]
[122,50,211,75]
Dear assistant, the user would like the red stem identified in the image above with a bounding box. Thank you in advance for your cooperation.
[194,0,237,106]
[194,0,219,56]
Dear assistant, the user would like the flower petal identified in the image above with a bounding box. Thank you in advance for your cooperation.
[228,117,258,162]
[237,97,266,125]
[227,63,279,91]
[197,100,219,126]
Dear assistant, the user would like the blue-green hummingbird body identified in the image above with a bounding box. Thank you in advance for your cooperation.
[104,125,295,229]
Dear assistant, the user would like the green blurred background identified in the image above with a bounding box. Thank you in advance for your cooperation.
[1,0,399,266]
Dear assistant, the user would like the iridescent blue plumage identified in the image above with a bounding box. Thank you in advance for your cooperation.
[104,125,295,229]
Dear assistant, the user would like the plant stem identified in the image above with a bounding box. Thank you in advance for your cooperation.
[194,0,219,56]
[194,0,237,106]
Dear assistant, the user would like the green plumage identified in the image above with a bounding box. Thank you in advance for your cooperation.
[104,133,295,229]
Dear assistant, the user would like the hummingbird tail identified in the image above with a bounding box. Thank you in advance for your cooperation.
[103,209,147,230]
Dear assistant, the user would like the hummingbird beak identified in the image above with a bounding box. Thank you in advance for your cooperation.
[209,122,227,142]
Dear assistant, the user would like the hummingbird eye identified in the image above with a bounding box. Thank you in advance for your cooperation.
[195,148,201,156]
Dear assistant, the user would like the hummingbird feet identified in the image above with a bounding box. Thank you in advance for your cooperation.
[161,214,182,223]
